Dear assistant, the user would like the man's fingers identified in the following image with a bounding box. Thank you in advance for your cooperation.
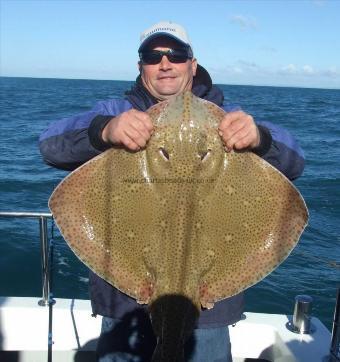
[120,133,142,151]
[123,125,149,148]
[132,110,154,132]
[218,111,260,152]
[123,110,154,148]
[233,132,254,150]
[225,125,251,150]
[102,109,154,150]
[129,118,154,142]
[219,118,245,142]
[218,111,245,131]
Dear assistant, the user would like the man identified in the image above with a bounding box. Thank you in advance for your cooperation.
[40,21,305,362]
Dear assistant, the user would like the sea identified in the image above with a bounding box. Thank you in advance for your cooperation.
[0,76,339,331]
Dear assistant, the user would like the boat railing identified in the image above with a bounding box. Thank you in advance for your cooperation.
[0,211,54,307]
[330,288,340,362]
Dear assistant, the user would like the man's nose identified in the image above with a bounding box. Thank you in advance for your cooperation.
[159,55,172,70]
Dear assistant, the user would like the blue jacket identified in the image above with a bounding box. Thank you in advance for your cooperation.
[39,66,305,328]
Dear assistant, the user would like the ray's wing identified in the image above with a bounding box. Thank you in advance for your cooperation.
[49,101,173,303]
[49,148,164,304]
[197,151,308,308]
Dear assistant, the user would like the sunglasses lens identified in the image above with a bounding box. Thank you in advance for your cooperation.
[140,49,191,64]
[140,52,162,65]
[168,52,189,63]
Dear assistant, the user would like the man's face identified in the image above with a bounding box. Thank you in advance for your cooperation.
[139,38,197,101]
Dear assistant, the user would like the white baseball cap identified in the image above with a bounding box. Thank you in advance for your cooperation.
[138,21,193,56]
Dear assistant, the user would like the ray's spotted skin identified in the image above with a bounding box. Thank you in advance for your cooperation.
[49,91,308,362]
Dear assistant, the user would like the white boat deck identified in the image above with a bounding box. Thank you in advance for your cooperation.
[0,296,331,362]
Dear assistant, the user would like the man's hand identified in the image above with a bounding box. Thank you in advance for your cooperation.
[102,109,154,151]
[218,111,260,152]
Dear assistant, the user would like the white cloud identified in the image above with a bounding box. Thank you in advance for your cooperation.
[229,15,258,30]
[302,65,315,75]
[233,67,243,74]
[280,64,297,74]
[208,62,340,88]
[279,64,339,79]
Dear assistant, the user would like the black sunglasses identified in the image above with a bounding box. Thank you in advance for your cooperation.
[139,49,192,65]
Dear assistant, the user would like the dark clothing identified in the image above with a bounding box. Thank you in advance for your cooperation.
[97,315,232,362]
[39,65,305,328]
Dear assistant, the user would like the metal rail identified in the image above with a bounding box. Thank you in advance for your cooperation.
[0,211,53,306]
[330,288,340,361]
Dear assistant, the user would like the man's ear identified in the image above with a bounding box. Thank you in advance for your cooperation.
[138,61,142,74]
[191,58,198,76]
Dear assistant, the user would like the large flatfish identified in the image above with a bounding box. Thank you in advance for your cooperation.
[49,91,308,361]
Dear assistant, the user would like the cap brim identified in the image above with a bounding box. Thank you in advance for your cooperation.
[138,32,190,52]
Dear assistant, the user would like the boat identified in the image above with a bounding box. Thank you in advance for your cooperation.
[0,211,338,362]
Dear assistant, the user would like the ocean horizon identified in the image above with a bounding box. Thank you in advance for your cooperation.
[1,75,339,91]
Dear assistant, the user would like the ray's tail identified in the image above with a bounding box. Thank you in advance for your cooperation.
[149,294,199,362]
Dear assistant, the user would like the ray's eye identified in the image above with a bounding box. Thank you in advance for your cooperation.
[200,149,211,161]
[159,147,170,161]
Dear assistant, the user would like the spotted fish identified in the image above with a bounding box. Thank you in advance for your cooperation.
[49,91,308,361]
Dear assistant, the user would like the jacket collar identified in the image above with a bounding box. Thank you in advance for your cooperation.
[125,64,224,111]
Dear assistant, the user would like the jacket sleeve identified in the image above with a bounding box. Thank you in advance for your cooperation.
[256,120,305,181]
[39,99,132,170]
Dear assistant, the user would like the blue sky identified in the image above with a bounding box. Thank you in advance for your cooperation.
[1,0,339,89]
